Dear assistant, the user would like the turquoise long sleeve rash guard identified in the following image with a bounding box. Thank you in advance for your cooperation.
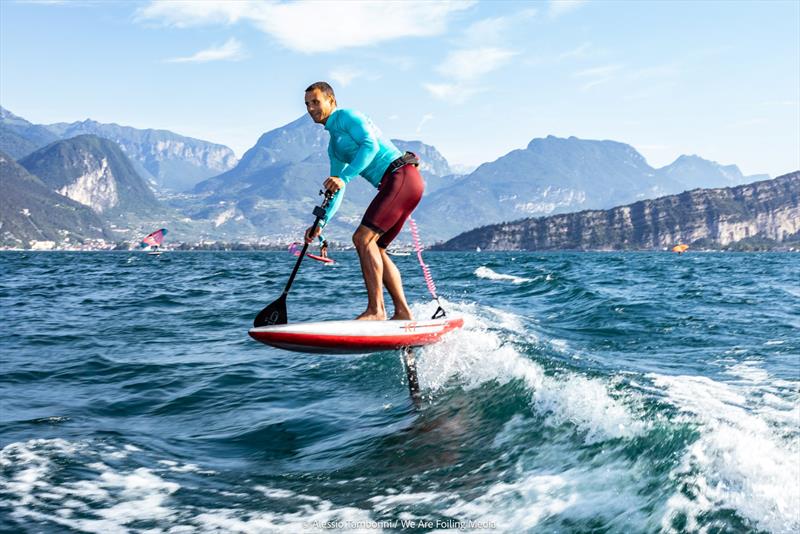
[321,108,402,226]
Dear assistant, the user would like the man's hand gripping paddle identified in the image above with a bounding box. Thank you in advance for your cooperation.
[253,190,333,327]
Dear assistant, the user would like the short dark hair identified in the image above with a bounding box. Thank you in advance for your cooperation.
[305,81,335,100]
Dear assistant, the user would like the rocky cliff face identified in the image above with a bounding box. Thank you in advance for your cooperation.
[435,172,800,251]
[46,120,237,192]
[19,135,160,216]
[0,150,112,247]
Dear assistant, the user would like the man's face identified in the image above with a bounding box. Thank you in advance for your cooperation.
[305,89,335,124]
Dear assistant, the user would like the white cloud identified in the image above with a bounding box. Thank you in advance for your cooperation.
[328,67,380,87]
[137,1,260,27]
[628,64,680,80]
[574,64,622,78]
[463,9,536,45]
[423,82,483,104]
[572,65,622,91]
[573,63,622,91]
[437,47,518,81]
[425,46,516,104]
[549,0,588,18]
[465,15,512,42]
[416,113,434,133]
[558,42,593,61]
[138,0,474,54]
[165,38,245,63]
[424,82,458,100]
[329,67,364,88]
[581,78,611,91]
[17,0,97,5]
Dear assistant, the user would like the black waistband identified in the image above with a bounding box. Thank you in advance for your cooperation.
[387,151,420,174]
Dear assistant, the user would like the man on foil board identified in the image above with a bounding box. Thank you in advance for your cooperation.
[250,82,462,365]
[303,81,423,321]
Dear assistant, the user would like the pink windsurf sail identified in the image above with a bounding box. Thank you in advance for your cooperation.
[141,228,168,248]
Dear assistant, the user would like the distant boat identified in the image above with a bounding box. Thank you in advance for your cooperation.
[476,246,481,252]
[386,243,413,256]
[141,228,168,255]
[672,244,689,254]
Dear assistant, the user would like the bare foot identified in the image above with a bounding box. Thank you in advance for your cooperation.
[390,310,414,321]
[356,310,387,321]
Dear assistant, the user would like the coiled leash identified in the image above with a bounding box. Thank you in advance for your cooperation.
[408,217,446,320]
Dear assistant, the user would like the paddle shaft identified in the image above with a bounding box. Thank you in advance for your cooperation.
[281,193,331,296]
[253,192,333,327]
[282,241,310,295]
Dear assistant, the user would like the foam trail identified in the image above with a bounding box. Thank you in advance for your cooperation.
[0,439,377,533]
[475,266,534,284]
[652,371,800,533]
[437,455,660,531]
[411,299,644,444]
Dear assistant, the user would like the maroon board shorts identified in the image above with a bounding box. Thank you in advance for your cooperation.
[361,163,424,249]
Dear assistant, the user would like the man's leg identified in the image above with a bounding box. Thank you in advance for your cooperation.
[379,247,413,320]
[353,225,386,320]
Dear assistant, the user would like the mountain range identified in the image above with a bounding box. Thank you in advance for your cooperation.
[0,106,782,249]
[0,106,237,193]
[0,150,112,248]
[434,171,799,251]
[3,134,213,247]
[187,121,767,242]
[410,136,767,240]
[0,107,60,160]
[19,135,160,215]
[182,114,458,242]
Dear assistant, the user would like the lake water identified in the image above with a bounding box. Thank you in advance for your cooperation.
[1,251,798,533]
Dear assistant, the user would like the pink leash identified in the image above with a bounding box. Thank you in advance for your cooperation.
[408,217,446,319]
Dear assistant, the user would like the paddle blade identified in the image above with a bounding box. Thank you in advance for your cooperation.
[253,294,287,327]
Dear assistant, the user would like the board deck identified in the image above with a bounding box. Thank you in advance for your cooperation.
[249,317,464,354]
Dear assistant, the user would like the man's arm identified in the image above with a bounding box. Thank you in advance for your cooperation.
[338,109,379,183]
[305,186,343,243]
[321,186,344,227]
[319,144,348,228]
[328,143,348,178]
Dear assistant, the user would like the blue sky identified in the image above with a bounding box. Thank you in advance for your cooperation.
[1,0,798,177]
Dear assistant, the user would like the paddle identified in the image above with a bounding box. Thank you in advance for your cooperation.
[253,191,333,327]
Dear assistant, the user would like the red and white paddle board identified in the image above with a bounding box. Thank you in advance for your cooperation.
[249,317,464,354]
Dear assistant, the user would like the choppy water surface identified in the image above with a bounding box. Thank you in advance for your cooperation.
[1,251,798,533]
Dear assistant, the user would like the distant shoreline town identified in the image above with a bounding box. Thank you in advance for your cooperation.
[2,240,797,253]
[0,240,344,252]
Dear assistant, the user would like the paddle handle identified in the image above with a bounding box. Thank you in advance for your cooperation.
[281,193,332,295]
